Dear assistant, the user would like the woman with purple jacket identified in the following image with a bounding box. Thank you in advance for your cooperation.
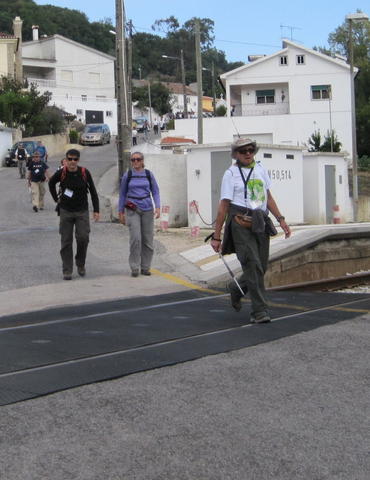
[118,152,160,277]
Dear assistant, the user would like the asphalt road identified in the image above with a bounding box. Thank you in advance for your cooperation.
[0,142,166,292]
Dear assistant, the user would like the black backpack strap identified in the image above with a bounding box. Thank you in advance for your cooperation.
[126,169,152,192]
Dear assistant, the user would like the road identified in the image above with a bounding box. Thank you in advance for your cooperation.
[0,142,166,292]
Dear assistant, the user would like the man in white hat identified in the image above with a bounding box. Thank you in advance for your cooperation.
[210,138,291,323]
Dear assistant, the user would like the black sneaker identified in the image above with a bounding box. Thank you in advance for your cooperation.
[77,266,86,277]
[131,270,139,277]
[33,206,38,212]
[228,282,242,312]
[141,269,151,276]
[63,274,72,280]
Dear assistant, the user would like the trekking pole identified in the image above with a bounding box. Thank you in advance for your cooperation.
[204,232,245,296]
[218,252,245,296]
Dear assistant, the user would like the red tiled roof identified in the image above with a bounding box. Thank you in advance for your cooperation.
[162,82,196,96]
[0,32,16,39]
[161,136,196,145]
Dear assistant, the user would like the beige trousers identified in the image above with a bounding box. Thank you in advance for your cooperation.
[30,181,46,208]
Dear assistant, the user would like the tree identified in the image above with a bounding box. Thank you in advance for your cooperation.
[326,11,370,156]
[0,77,51,130]
[132,82,171,116]
[307,130,341,152]
[24,105,69,136]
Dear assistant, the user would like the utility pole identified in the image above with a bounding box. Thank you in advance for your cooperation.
[147,80,152,126]
[127,19,133,141]
[211,61,216,116]
[180,49,188,119]
[195,20,203,144]
[115,0,131,181]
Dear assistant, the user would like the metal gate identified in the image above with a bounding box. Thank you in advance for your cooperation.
[325,165,336,223]
[85,110,103,124]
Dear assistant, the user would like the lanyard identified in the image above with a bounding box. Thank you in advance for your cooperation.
[237,165,254,200]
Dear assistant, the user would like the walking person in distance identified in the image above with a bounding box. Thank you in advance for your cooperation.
[27,151,51,212]
[118,152,160,277]
[49,149,100,280]
[210,138,291,324]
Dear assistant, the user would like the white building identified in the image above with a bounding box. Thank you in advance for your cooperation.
[171,40,354,157]
[22,30,117,134]
[162,82,198,117]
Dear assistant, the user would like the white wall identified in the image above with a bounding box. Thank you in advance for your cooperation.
[303,152,351,224]
[171,111,352,157]
[144,153,188,227]
[0,128,13,166]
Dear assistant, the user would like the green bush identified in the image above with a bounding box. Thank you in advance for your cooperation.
[358,155,370,171]
[216,105,227,117]
[167,118,174,130]
[69,129,79,144]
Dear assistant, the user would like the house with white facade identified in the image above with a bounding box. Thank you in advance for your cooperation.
[171,40,354,157]
[162,82,198,117]
[22,30,117,134]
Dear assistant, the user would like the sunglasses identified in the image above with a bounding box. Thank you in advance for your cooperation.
[66,157,79,162]
[131,157,143,162]
[237,148,255,155]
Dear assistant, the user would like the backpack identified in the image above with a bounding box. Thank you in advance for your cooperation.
[126,168,152,192]
[60,166,87,184]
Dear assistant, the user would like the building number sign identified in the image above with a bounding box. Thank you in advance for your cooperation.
[268,169,292,181]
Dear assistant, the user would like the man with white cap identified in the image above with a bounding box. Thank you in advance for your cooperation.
[210,138,291,323]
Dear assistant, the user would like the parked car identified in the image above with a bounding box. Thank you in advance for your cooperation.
[4,141,38,167]
[80,124,111,145]
[133,117,148,133]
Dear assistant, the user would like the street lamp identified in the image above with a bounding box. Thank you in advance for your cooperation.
[162,50,188,118]
[202,63,216,116]
[346,11,369,222]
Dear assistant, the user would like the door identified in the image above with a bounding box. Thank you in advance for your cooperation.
[325,165,336,223]
[85,110,103,124]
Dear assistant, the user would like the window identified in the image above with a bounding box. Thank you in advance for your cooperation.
[264,153,272,158]
[286,154,294,159]
[76,109,83,115]
[106,111,113,117]
[61,70,73,81]
[89,72,100,83]
[296,55,305,65]
[81,95,87,102]
[256,89,275,104]
[280,56,288,66]
[311,85,331,100]
[96,95,106,101]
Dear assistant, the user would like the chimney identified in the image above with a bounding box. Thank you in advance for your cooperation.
[12,16,23,82]
[32,25,39,41]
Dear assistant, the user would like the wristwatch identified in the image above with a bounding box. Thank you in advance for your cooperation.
[276,216,285,223]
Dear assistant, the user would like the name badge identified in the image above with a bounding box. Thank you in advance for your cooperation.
[64,188,73,198]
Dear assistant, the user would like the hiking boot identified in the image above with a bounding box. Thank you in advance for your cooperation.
[250,312,271,324]
[33,206,38,212]
[63,274,72,281]
[228,282,242,312]
[77,266,86,277]
[141,269,151,276]
[131,270,139,277]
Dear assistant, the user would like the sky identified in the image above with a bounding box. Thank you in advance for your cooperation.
[35,0,369,62]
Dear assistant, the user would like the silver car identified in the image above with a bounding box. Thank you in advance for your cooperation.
[80,124,111,145]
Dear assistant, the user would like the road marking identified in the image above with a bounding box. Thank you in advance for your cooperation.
[150,268,220,294]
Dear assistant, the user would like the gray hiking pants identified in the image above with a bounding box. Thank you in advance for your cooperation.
[126,208,154,272]
[230,219,270,316]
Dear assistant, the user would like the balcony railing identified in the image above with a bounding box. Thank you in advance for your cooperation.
[232,103,289,117]
[27,77,56,88]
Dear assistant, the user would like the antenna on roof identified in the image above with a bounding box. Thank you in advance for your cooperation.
[280,24,302,42]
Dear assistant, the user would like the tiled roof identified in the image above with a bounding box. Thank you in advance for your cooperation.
[162,82,196,96]
[161,136,196,145]
[0,32,16,39]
